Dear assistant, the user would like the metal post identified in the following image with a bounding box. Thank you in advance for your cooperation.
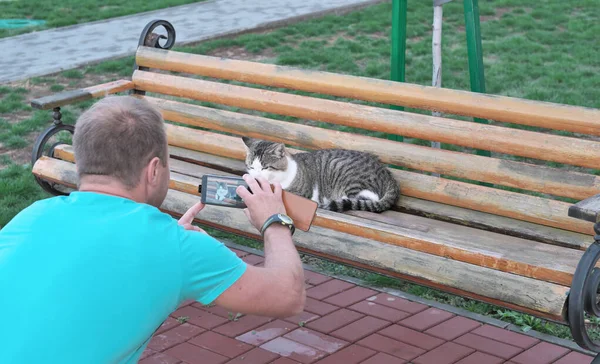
[389,0,408,143]
[463,0,491,158]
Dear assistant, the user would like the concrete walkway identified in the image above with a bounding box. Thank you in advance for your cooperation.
[2,0,384,84]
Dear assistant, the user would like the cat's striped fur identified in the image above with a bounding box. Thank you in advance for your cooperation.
[242,137,400,213]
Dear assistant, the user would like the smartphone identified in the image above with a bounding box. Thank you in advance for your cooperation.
[199,174,318,232]
[200,174,249,208]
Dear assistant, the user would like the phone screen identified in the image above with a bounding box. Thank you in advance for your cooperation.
[201,175,249,208]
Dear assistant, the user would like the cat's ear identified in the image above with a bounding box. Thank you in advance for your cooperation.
[242,137,254,154]
[242,137,255,147]
[273,143,287,159]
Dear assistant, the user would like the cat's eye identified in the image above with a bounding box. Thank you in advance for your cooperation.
[266,166,277,171]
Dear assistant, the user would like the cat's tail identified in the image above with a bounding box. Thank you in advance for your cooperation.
[326,182,400,213]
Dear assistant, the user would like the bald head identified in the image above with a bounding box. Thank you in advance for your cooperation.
[73,96,168,189]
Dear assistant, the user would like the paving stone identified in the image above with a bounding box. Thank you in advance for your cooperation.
[242,254,265,265]
[398,307,454,331]
[454,333,523,359]
[330,316,390,342]
[139,352,181,364]
[424,316,481,340]
[284,311,320,326]
[323,286,378,307]
[471,324,540,349]
[165,342,229,364]
[225,347,280,364]
[378,324,445,350]
[155,317,182,335]
[229,248,250,257]
[177,299,196,308]
[170,305,229,329]
[312,344,376,364]
[357,333,425,361]
[303,298,339,316]
[365,293,428,314]
[306,279,355,300]
[305,309,364,334]
[284,328,349,354]
[412,342,475,364]
[140,348,156,360]
[360,352,407,364]
[213,315,273,338]
[236,320,296,346]
[271,358,302,364]
[303,270,332,286]
[260,337,327,363]
[0,0,395,83]
[509,342,570,364]
[348,301,411,322]
[189,331,253,358]
[454,351,504,364]
[148,323,205,351]
[193,303,232,318]
[553,351,594,364]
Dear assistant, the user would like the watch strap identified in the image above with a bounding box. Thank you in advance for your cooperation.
[260,214,295,236]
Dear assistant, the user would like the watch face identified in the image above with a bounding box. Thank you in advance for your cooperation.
[278,214,293,224]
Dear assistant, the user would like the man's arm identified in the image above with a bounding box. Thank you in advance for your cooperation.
[213,224,305,318]
[179,175,305,318]
[213,176,305,318]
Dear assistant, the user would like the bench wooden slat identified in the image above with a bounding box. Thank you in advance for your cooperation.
[30,80,134,110]
[143,96,600,201]
[135,46,600,136]
[163,124,594,235]
[396,197,591,250]
[34,154,584,286]
[30,155,570,321]
[132,71,600,170]
[52,144,594,249]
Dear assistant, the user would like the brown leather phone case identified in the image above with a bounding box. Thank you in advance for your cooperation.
[281,189,318,232]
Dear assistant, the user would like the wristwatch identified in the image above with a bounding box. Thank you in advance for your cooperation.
[260,213,295,236]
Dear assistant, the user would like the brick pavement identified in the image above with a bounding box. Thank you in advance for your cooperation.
[139,247,596,364]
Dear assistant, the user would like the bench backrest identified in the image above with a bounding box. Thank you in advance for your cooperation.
[131,46,600,238]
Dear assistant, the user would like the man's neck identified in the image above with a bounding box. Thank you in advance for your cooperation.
[79,177,146,204]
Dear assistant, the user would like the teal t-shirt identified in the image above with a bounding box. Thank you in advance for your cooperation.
[0,191,247,364]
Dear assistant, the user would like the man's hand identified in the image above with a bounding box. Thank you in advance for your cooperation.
[236,174,287,232]
[178,201,207,233]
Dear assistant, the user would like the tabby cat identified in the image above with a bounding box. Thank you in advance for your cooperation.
[242,137,400,213]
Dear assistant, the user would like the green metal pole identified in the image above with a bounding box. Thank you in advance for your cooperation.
[463,0,491,158]
[389,0,408,143]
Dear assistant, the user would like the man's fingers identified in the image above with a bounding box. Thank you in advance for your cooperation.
[179,201,205,224]
[255,176,271,193]
[243,174,261,194]
[236,185,252,201]
[273,182,282,196]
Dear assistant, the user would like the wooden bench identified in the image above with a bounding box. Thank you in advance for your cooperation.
[29,20,600,356]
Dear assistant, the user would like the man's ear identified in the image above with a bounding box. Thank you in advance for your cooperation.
[146,156,162,185]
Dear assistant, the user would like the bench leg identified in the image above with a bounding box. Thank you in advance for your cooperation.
[31,107,74,196]
[568,223,600,355]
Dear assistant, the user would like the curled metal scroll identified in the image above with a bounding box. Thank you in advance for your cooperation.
[131,20,177,95]
[31,107,74,196]
[568,224,600,361]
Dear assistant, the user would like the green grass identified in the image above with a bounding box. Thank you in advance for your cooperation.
[2,0,600,343]
[0,162,50,228]
[0,0,206,38]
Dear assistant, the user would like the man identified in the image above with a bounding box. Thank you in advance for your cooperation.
[0,96,305,363]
